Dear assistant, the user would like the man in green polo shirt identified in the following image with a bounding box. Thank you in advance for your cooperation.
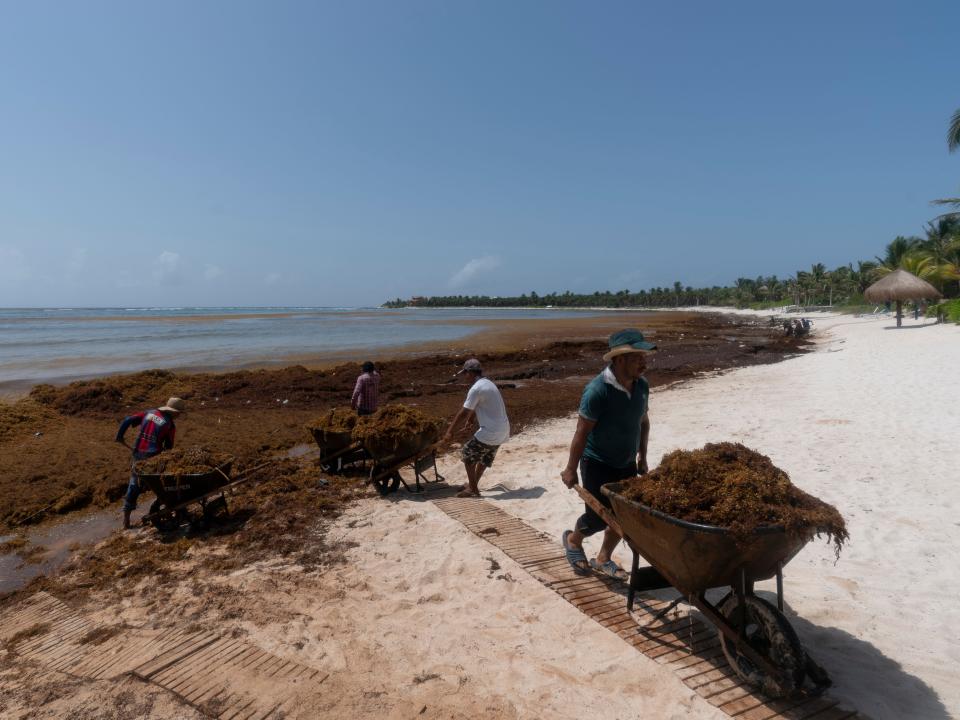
[560,328,656,577]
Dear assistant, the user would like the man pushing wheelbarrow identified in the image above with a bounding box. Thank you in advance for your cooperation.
[560,329,656,578]
[116,397,186,529]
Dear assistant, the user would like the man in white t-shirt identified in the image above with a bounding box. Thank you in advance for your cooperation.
[442,358,510,498]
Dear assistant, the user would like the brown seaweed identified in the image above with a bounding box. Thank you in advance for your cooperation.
[305,407,358,434]
[352,404,443,453]
[621,442,847,556]
[136,446,232,476]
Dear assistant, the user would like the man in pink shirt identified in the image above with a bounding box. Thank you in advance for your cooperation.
[352,361,381,416]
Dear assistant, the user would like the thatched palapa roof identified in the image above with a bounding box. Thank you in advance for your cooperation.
[864,269,941,302]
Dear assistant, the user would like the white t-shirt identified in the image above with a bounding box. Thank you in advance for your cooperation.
[463,377,510,446]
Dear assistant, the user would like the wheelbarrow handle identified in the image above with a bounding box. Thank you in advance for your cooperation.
[572,485,638,554]
[572,485,624,536]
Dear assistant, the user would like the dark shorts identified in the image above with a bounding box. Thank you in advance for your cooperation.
[461,437,500,468]
[575,456,638,537]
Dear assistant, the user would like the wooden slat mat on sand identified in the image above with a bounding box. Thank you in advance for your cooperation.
[433,496,865,720]
[0,591,327,719]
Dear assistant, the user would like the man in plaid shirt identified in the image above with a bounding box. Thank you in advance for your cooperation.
[351,361,380,415]
[116,397,186,528]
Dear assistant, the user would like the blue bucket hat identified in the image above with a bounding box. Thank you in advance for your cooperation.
[602,328,657,362]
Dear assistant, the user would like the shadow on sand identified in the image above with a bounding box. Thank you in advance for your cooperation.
[757,591,950,720]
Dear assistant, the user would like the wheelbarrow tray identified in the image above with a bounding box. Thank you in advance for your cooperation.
[362,427,439,466]
[310,428,369,471]
[602,482,808,595]
[309,427,355,454]
[138,462,233,507]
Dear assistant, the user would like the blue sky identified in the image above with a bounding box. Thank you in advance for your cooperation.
[1,1,957,307]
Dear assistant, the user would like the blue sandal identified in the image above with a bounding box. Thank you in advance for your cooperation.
[562,530,589,575]
[590,558,628,580]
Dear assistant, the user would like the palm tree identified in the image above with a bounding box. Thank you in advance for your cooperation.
[949,108,960,152]
[931,109,960,218]
[875,236,922,275]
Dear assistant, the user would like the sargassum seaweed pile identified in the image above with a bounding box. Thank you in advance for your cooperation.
[352,404,443,453]
[136,447,232,476]
[620,442,848,556]
[306,407,359,435]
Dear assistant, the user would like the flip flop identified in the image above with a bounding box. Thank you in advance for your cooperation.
[590,558,628,581]
[456,488,480,498]
[562,530,589,575]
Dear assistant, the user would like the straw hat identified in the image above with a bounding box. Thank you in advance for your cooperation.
[602,328,657,363]
[158,397,186,414]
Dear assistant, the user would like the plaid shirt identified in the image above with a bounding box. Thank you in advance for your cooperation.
[116,409,176,459]
[351,371,380,413]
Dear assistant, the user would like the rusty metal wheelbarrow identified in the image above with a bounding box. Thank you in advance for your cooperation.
[138,459,235,530]
[309,427,370,473]
[363,429,444,496]
[599,482,832,698]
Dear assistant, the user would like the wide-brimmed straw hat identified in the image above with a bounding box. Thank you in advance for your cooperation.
[158,397,186,414]
[602,328,657,363]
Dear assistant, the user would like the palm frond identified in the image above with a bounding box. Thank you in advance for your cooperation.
[949,108,960,152]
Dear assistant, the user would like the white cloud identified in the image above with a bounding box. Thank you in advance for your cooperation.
[153,251,182,284]
[264,272,281,285]
[204,264,223,280]
[449,255,501,289]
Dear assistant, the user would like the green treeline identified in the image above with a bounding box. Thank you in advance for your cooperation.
[384,220,960,310]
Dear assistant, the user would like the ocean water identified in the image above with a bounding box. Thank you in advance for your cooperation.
[0,307,613,389]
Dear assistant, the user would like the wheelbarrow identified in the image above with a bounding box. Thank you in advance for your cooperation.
[363,428,444,495]
[138,458,235,530]
[309,427,370,473]
[600,482,831,698]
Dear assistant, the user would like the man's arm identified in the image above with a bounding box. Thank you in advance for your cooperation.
[442,407,476,444]
[115,413,143,447]
[351,376,363,409]
[638,412,650,474]
[561,416,597,488]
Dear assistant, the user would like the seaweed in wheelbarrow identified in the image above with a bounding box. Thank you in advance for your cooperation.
[353,404,443,462]
[136,446,232,476]
[306,407,359,435]
[620,442,847,556]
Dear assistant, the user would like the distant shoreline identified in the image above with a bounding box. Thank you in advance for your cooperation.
[0,309,715,400]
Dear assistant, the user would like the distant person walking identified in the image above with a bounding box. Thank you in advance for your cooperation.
[560,329,655,578]
[442,358,510,498]
[352,361,380,416]
[116,397,186,529]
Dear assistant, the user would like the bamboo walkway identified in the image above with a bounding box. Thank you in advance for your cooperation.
[432,496,865,720]
[0,591,326,719]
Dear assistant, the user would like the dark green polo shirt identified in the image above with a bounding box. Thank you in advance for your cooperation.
[579,369,649,469]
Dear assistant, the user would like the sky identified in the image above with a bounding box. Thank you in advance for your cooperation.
[1,1,958,307]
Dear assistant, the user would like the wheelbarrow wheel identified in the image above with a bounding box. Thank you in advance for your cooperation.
[718,594,806,698]
[370,468,401,496]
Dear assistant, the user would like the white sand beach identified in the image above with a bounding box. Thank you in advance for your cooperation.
[286,311,957,719]
[4,311,957,719]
